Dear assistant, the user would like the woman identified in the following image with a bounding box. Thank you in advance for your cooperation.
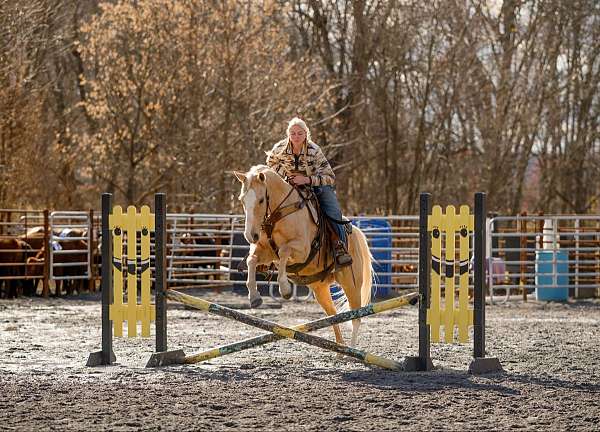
[266,117,352,268]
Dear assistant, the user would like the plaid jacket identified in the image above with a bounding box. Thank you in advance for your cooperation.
[265,139,335,187]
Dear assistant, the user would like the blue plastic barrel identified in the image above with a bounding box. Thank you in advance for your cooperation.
[329,284,345,302]
[351,218,392,298]
[535,250,569,301]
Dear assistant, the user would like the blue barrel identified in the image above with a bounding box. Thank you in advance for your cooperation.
[351,218,392,298]
[329,284,345,302]
[535,250,569,301]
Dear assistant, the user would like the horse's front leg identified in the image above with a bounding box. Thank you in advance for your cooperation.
[246,245,263,308]
[277,242,302,300]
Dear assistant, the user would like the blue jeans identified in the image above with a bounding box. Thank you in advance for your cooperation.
[313,185,346,244]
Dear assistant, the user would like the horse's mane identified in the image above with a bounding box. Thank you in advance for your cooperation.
[247,165,281,184]
[248,164,270,175]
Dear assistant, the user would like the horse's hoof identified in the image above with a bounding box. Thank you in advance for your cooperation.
[281,292,292,300]
[250,297,263,308]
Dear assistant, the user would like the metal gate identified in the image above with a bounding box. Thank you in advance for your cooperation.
[48,211,93,286]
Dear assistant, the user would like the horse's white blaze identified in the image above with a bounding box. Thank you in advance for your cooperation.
[243,189,257,243]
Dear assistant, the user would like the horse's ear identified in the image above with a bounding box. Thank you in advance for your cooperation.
[233,171,246,183]
[258,172,266,182]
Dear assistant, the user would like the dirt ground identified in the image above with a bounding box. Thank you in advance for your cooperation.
[1,290,599,431]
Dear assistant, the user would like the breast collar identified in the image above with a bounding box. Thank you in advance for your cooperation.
[260,186,304,256]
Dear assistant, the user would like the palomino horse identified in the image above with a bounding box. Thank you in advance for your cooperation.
[233,165,373,347]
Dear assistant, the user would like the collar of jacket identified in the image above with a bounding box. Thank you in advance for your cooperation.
[285,139,307,156]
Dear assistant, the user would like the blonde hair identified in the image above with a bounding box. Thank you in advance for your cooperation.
[286,117,311,142]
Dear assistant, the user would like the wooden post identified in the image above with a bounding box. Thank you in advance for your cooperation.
[88,209,95,293]
[42,210,50,298]
[535,215,544,301]
[520,213,528,302]
[473,193,486,359]
[86,193,116,366]
[155,193,168,353]
[468,192,503,374]
[404,192,433,372]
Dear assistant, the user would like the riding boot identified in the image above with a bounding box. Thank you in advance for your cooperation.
[334,240,353,268]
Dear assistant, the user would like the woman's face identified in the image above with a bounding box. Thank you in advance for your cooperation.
[289,125,306,147]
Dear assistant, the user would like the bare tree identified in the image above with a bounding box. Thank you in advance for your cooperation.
[1,0,598,216]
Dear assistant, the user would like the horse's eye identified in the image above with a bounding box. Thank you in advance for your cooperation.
[259,198,264,204]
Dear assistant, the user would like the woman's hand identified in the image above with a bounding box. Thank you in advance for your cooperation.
[289,175,311,186]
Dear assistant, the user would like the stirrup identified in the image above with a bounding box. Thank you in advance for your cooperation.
[335,242,352,268]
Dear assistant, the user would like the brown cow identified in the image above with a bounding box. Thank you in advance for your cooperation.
[0,238,34,298]
[170,232,219,285]
[19,226,48,251]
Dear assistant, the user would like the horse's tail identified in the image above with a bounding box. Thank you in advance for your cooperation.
[352,227,373,307]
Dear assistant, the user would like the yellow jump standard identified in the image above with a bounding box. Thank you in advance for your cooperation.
[404,192,502,374]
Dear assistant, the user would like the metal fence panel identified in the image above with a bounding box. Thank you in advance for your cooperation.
[488,215,600,303]
[5,206,600,302]
[49,212,92,284]
[164,213,420,300]
[0,209,47,296]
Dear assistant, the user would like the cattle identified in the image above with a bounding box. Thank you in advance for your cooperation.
[18,226,53,251]
[0,238,35,298]
[16,226,52,295]
[170,232,220,285]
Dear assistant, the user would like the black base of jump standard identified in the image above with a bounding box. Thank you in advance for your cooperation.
[145,348,185,367]
[403,356,502,374]
[467,357,503,374]
[403,355,435,372]
[86,350,116,367]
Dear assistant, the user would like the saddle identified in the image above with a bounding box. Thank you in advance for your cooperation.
[296,186,352,235]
